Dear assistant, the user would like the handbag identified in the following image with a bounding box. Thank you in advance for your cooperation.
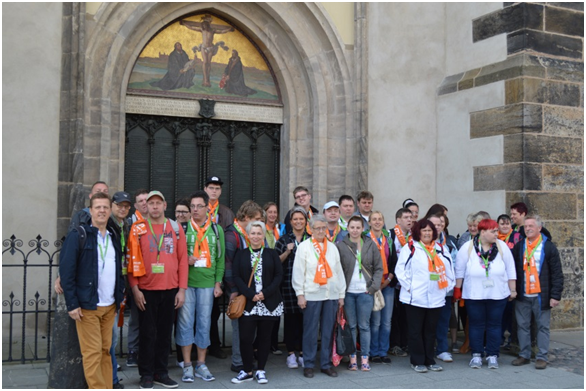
[334,307,356,357]
[345,243,385,311]
[226,255,261,320]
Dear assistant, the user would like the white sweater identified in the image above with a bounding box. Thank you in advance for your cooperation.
[455,240,516,300]
[395,242,455,309]
[292,238,346,301]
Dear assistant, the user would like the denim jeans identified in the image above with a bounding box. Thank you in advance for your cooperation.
[127,292,140,353]
[111,311,119,384]
[302,300,338,369]
[344,292,374,357]
[435,296,453,355]
[231,318,242,366]
[370,286,395,357]
[176,287,214,348]
[515,297,551,361]
[465,298,508,357]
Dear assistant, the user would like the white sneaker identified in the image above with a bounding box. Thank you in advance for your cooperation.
[176,361,184,369]
[469,353,482,369]
[181,365,194,383]
[487,355,499,369]
[298,356,304,368]
[436,352,453,362]
[255,370,268,384]
[286,353,298,369]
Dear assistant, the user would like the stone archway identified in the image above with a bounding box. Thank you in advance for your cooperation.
[58,2,356,233]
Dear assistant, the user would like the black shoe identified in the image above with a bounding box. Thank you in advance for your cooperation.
[127,351,138,367]
[320,367,338,377]
[381,356,392,364]
[231,364,244,373]
[371,356,382,363]
[153,374,178,389]
[208,345,228,359]
[113,381,125,389]
[303,368,314,378]
[139,377,153,389]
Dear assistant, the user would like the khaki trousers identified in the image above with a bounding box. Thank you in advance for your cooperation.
[76,304,116,389]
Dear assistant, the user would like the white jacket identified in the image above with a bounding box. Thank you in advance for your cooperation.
[455,239,516,300]
[292,238,346,301]
[395,242,455,309]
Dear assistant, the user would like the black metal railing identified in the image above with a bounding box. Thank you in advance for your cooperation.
[2,234,62,363]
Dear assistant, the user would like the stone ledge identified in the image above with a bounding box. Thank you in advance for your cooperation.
[470,103,542,138]
[474,163,542,191]
[507,29,583,59]
[473,3,543,43]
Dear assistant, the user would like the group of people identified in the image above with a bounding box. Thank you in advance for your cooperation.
[58,180,564,388]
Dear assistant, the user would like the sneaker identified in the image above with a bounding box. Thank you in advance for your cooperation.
[231,370,254,384]
[361,356,371,371]
[195,364,215,382]
[127,351,138,367]
[176,361,184,369]
[469,353,482,369]
[411,364,428,373]
[451,342,460,353]
[371,356,382,363]
[427,364,443,372]
[487,355,499,369]
[286,353,298,369]
[117,364,122,370]
[271,347,283,355]
[153,375,178,389]
[437,352,453,362]
[390,346,408,357]
[181,365,195,383]
[255,370,268,384]
[381,356,392,364]
[298,356,304,368]
[113,381,125,389]
[139,377,153,389]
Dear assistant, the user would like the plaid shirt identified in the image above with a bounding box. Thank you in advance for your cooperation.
[275,231,308,314]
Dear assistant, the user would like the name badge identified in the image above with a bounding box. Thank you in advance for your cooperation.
[483,279,494,288]
[152,263,165,274]
[430,273,440,281]
[529,275,536,283]
[194,257,207,268]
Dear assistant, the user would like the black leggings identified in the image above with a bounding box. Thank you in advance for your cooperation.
[239,316,278,372]
[283,312,303,353]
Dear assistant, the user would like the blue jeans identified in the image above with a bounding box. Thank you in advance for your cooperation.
[344,292,374,357]
[176,287,214,348]
[111,311,119,384]
[302,300,338,369]
[231,319,242,366]
[435,296,453,355]
[465,298,508,357]
[370,286,394,357]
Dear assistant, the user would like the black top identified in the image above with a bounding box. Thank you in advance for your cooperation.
[233,247,283,312]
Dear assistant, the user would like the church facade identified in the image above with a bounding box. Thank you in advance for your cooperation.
[3,2,583,329]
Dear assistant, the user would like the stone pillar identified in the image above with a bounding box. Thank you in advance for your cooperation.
[469,3,584,328]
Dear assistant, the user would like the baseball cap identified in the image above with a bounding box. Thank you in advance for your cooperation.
[323,201,340,212]
[205,176,224,186]
[112,191,132,204]
[147,190,165,202]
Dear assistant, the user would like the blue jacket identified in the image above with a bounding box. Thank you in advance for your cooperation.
[59,224,125,312]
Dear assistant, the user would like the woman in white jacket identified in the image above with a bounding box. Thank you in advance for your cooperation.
[395,219,455,373]
[453,219,516,370]
[292,215,346,379]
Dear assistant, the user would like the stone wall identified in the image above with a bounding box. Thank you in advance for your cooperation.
[441,2,584,328]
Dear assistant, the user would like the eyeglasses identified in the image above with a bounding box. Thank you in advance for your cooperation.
[312,226,327,232]
[294,193,309,200]
[191,205,207,210]
[115,204,131,209]
[175,210,189,215]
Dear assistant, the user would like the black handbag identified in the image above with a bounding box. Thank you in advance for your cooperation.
[334,307,356,356]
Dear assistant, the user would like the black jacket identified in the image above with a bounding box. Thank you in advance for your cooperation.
[59,224,125,312]
[512,233,563,310]
[233,247,283,312]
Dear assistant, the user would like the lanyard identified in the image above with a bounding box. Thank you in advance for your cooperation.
[249,247,264,283]
[419,242,437,271]
[147,218,167,263]
[524,236,542,272]
[118,222,126,251]
[98,231,110,275]
[478,238,491,278]
[294,233,307,247]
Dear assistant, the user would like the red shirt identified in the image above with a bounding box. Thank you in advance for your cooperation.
[128,222,188,291]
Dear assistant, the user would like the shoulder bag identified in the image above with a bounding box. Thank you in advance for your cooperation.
[226,255,261,320]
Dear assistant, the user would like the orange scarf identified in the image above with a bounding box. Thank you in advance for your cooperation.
[268,224,280,241]
[498,230,512,243]
[189,217,212,268]
[370,233,389,281]
[312,238,332,285]
[233,219,251,248]
[523,236,542,295]
[306,209,313,235]
[127,218,148,277]
[209,200,219,223]
[326,224,341,243]
[394,225,412,247]
[421,242,448,289]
